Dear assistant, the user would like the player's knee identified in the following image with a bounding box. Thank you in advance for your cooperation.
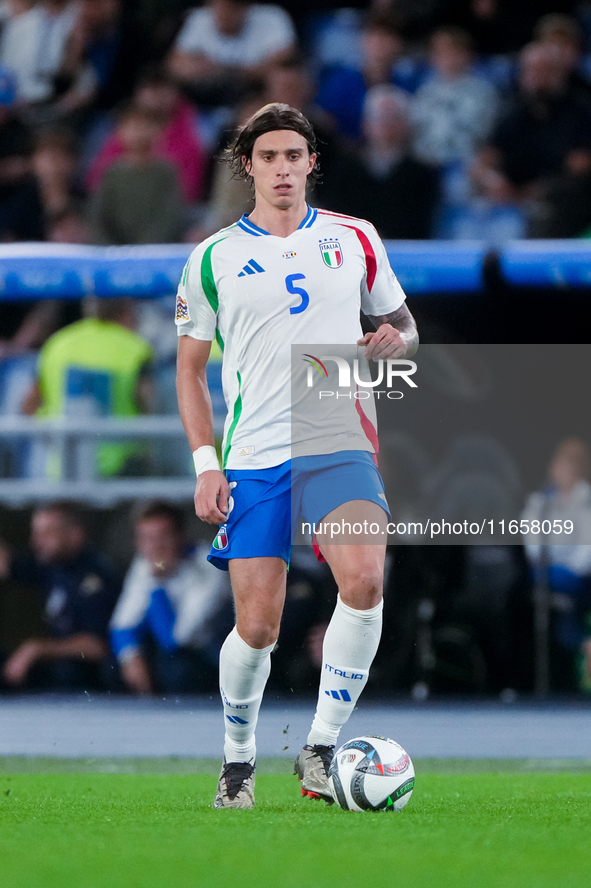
[236,617,279,650]
[338,564,383,609]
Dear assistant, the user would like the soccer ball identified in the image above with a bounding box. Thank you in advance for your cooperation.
[328,736,415,812]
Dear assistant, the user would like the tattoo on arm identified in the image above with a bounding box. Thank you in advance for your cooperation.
[365,304,419,357]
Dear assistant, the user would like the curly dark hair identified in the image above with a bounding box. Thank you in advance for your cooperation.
[222,102,320,186]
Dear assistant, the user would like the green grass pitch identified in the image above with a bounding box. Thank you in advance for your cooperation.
[1,758,591,888]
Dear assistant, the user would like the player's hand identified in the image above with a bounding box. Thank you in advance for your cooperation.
[195,470,230,524]
[357,324,408,361]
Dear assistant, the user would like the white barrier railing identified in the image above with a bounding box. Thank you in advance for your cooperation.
[0,415,211,505]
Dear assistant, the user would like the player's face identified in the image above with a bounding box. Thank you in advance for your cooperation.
[246,130,316,210]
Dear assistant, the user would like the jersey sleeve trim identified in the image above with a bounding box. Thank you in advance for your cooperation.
[343,224,377,292]
[201,237,226,313]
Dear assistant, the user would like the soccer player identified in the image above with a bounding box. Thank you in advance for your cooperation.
[175,103,418,808]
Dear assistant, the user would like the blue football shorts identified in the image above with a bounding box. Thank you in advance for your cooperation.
[208,450,389,570]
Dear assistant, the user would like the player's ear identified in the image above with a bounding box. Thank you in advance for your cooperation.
[307,153,317,175]
[243,155,252,177]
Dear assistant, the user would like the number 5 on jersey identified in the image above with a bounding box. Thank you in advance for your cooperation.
[286,273,309,314]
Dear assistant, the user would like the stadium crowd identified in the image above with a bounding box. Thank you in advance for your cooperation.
[1,1,591,698]
[3,1,591,249]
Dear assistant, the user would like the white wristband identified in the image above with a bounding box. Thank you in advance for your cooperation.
[192,445,221,477]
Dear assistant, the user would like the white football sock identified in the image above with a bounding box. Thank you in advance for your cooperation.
[307,595,383,748]
[219,626,274,763]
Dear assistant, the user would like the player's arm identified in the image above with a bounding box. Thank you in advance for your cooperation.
[176,335,229,525]
[359,303,419,361]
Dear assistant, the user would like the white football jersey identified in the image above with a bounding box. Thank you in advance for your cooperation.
[176,206,406,469]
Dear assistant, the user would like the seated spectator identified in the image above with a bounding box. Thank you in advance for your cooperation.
[0,500,120,690]
[320,84,439,239]
[110,501,232,694]
[86,66,207,203]
[473,42,591,206]
[0,125,84,241]
[24,296,154,478]
[411,25,499,167]
[0,0,96,123]
[89,104,184,245]
[167,0,296,107]
[315,13,427,142]
[522,438,591,692]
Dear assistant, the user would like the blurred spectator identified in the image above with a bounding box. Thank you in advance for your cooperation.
[523,17,591,236]
[0,74,66,433]
[533,12,591,106]
[0,111,84,397]
[167,0,296,107]
[0,299,63,362]
[188,90,263,241]
[315,13,427,141]
[320,84,439,239]
[0,0,96,122]
[446,0,550,55]
[264,54,340,162]
[411,26,499,167]
[0,63,33,205]
[89,104,184,244]
[0,123,84,456]
[302,7,364,71]
[0,109,83,467]
[109,501,232,694]
[527,153,591,238]
[46,202,89,242]
[0,500,120,690]
[0,125,84,241]
[87,66,207,203]
[522,438,591,692]
[474,42,591,205]
[24,296,154,478]
[199,55,340,239]
[373,0,446,43]
[129,0,191,58]
[59,0,153,117]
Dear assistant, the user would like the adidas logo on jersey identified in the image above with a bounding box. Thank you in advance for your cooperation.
[237,259,266,277]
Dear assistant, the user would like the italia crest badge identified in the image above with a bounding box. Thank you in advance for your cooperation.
[213,524,229,551]
[319,238,343,268]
